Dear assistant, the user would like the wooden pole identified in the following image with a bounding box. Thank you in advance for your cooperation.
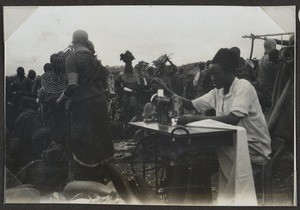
[242,32,293,39]
[250,38,255,59]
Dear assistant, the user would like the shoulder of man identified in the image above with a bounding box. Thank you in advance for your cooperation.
[66,46,92,60]
[234,78,255,92]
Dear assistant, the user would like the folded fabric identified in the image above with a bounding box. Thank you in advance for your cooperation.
[186,119,257,206]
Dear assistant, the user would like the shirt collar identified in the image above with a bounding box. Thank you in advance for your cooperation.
[219,77,239,98]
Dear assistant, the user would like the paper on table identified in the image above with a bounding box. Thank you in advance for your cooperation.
[186,119,257,206]
[157,89,164,97]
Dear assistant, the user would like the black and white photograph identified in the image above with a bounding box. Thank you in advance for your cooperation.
[3,5,296,206]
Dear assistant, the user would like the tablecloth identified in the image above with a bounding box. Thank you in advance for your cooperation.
[186,119,257,206]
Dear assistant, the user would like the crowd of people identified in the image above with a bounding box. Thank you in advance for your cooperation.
[5,29,295,204]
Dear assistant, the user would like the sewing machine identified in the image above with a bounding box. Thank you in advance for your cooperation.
[149,89,183,125]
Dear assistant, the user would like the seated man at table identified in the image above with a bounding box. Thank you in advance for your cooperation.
[152,48,271,165]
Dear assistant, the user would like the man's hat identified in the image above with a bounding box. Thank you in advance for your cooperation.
[211,48,239,71]
[72,30,89,44]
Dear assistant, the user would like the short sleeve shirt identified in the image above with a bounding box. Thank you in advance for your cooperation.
[192,77,271,159]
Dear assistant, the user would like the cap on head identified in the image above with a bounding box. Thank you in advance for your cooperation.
[264,39,276,54]
[72,30,89,44]
[211,48,239,72]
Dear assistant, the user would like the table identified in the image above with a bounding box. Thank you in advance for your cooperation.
[128,121,236,204]
[129,121,235,137]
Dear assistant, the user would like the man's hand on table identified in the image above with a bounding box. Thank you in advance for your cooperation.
[177,114,204,125]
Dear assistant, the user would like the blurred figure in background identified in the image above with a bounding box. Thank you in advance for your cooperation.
[230,47,256,83]
[268,35,295,153]
[153,55,173,91]
[27,70,36,84]
[115,50,142,122]
[185,72,195,100]
[258,39,276,77]
[9,67,33,130]
[8,97,43,170]
[171,67,186,97]
[32,63,52,98]
[10,67,33,97]
[194,62,206,98]
[254,49,280,111]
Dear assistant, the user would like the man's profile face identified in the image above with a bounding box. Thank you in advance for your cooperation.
[209,63,226,89]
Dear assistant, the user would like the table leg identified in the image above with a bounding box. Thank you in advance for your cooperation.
[142,129,146,179]
[155,138,158,192]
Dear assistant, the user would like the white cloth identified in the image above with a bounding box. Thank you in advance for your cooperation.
[187,119,257,206]
[192,77,271,163]
[193,71,201,87]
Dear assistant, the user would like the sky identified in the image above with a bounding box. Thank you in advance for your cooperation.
[4,6,295,76]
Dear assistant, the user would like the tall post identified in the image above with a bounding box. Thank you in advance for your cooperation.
[250,37,255,59]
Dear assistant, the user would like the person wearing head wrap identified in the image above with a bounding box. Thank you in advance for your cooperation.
[56,30,114,182]
[115,50,143,122]
[153,55,174,91]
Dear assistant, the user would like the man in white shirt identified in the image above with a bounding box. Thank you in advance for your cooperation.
[152,48,271,164]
